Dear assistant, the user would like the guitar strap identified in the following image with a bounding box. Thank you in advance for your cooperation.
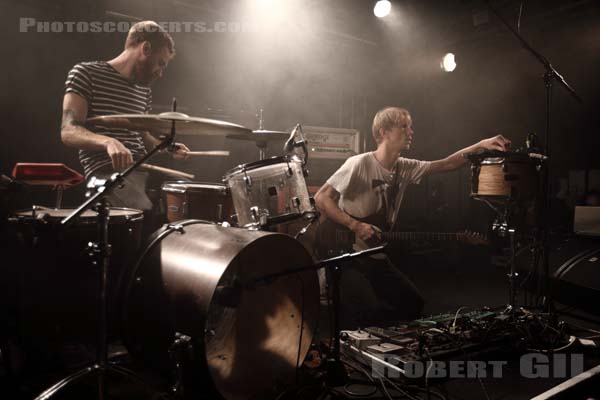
[386,164,402,233]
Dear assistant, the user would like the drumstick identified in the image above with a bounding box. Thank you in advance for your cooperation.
[140,163,195,180]
[185,150,230,157]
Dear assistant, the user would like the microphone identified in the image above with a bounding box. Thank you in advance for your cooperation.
[283,124,300,153]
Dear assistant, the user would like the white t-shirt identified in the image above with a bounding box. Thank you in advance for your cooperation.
[326,152,430,228]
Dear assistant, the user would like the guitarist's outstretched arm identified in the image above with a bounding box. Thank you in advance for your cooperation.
[314,184,381,246]
[426,134,511,175]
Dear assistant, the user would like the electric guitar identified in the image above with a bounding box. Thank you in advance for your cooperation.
[314,214,489,257]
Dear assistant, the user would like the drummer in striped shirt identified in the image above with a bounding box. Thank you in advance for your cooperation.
[61,20,189,211]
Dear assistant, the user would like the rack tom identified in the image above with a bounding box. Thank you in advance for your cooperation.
[223,156,316,228]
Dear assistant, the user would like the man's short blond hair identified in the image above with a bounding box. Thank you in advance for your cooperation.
[125,21,175,55]
[371,107,410,144]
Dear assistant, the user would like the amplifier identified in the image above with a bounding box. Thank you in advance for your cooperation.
[302,125,361,160]
[302,125,361,186]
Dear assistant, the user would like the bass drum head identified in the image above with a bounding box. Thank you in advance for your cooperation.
[122,221,319,400]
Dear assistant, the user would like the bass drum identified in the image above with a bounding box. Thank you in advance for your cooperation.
[122,220,320,400]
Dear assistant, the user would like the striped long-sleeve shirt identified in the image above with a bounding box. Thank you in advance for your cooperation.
[64,61,152,177]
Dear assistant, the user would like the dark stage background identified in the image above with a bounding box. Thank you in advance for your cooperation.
[1,0,599,234]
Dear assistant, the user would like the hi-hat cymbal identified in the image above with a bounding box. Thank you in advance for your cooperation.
[87,112,252,136]
[226,129,290,142]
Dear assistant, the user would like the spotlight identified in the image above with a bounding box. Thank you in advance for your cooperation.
[441,53,457,72]
[374,0,391,18]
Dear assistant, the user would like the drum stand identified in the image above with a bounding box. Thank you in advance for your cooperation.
[480,197,522,314]
[34,102,181,400]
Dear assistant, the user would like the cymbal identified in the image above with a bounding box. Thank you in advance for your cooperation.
[87,112,252,136]
[226,129,290,142]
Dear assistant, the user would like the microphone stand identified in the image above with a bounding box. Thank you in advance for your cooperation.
[252,245,386,385]
[486,2,582,311]
[34,99,180,400]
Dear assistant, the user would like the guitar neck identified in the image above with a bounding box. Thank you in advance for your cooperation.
[381,232,459,241]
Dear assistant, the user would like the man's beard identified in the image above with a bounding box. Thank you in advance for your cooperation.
[134,59,155,85]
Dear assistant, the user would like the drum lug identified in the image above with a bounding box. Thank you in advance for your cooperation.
[182,201,188,217]
[250,206,269,226]
[291,197,301,210]
[167,223,186,234]
[169,332,193,396]
[216,204,223,221]
[243,173,252,188]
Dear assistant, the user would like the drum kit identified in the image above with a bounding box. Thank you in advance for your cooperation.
[5,106,551,399]
[5,108,328,400]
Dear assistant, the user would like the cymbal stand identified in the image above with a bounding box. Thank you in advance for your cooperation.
[34,99,180,400]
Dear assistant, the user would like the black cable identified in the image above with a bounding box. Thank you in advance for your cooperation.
[378,378,395,400]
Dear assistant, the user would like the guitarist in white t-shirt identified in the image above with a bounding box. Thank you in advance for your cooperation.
[314,106,510,328]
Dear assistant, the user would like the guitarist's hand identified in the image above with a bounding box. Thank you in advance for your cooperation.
[351,221,382,247]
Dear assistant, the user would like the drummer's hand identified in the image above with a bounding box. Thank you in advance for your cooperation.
[105,138,134,170]
[171,143,190,160]
[479,135,511,152]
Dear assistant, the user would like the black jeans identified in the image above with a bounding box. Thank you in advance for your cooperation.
[336,253,424,329]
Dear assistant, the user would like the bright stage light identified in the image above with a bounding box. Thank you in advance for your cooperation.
[441,53,457,72]
[254,0,276,8]
[374,1,391,18]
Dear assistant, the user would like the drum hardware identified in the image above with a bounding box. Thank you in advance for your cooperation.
[249,205,268,227]
[168,332,193,397]
[468,150,545,315]
[33,99,184,400]
[283,124,309,167]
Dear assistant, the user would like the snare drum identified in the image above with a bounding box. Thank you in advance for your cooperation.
[471,153,540,200]
[7,207,143,341]
[223,156,316,228]
[162,181,234,223]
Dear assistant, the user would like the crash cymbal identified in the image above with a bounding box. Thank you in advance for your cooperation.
[87,112,252,136]
[226,129,290,142]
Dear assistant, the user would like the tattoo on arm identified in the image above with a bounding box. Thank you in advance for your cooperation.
[61,109,84,129]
